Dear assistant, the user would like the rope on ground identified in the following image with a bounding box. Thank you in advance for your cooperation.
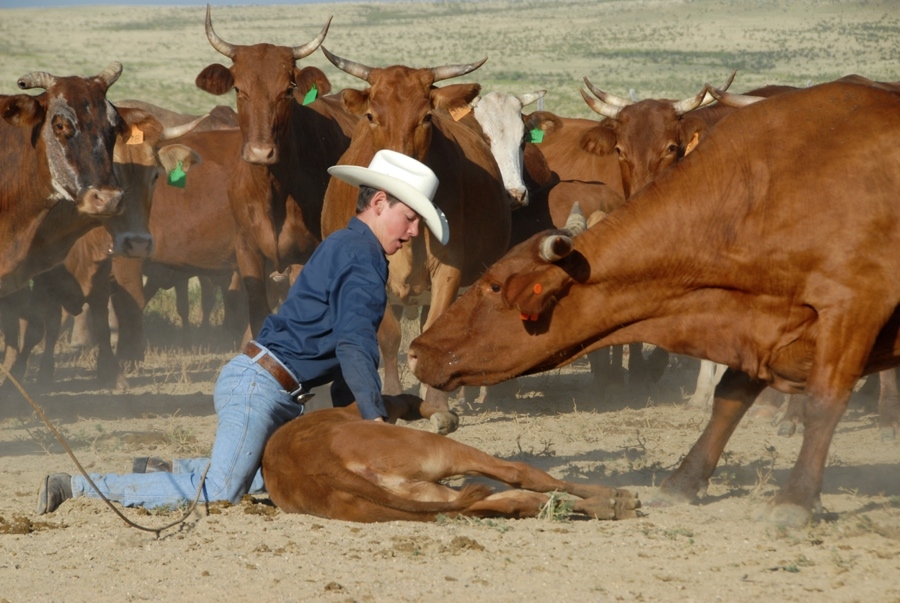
[0,362,209,538]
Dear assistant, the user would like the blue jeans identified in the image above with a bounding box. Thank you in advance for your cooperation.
[71,353,304,509]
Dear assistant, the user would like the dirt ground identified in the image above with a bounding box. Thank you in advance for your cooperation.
[0,325,898,603]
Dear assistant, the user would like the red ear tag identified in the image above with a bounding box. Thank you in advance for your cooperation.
[530,313,539,322]
[520,312,530,321]
[533,283,543,295]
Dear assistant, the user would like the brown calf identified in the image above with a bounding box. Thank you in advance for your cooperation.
[262,396,639,523]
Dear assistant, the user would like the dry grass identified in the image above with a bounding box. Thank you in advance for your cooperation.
[0,0,896,119]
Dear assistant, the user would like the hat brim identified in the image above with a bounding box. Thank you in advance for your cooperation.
[328,165,449,245]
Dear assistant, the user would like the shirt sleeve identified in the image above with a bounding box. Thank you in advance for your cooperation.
[330,247,388,420]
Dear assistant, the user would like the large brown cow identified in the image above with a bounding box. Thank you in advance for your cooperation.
[9,109,205,386]
[262,394,640,522]
[408,80,900,526]
[0,63,127,372]
[195,7,358,336]
[318,49,512,433]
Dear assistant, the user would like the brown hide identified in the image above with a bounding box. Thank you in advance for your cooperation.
[409,81,900,521]
[0,64,126,297]
[262,397,639,522]
[196,14,357,334]
[319,60,510,421]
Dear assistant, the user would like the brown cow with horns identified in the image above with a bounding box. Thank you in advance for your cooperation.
[408,79,900,527]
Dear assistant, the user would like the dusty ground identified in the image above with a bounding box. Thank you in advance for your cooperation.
[1,326,898,603]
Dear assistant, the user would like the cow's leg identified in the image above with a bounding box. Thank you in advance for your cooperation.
[686,359,725,409]
[877,368,899,440]
[657,368,766,505]
[109,276,145,366]
[174,278,192,349]
[417,272,462,435]
[378,305,404,396]
[401,430,638,519]
[38,298,63,383]
[198,275,219,330]
[0,290,27,373]
[773,393,805,436]
[87,265,126,390]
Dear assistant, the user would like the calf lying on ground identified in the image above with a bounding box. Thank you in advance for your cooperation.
[262,395,640,522]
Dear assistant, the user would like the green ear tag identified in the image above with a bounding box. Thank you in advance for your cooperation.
[302,84,318,106]
[529,128,544,144]
[167,161,186,188]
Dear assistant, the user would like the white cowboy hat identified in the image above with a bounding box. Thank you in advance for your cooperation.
[328,150,449,245]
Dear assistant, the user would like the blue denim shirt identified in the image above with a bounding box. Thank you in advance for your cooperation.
[256,217,388,420]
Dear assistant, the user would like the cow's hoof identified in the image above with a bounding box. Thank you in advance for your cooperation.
[429,411,459,435]
[776,419,799,437]
[880,425,897,441]
[644,489,690,508]
[754,503,811,527]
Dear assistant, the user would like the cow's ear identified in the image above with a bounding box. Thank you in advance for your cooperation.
[295,66,332,97]
[524,111,562,136]
[678,116,707,156]
[116,107,164,144]
[340,88,369,116]
[158,144,203,173]
[195,63,234,96]
[503,266,568,317]
[580,123,617,156]
[431,82,481,111]
[0,94,44,127]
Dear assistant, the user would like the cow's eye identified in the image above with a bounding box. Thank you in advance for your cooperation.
[422,113,432,124]
[366,113,374,123]
[668,143,678,153]
[489,283,501,293]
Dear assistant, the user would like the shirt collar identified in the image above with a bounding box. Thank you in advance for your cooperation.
[348,216,384,253]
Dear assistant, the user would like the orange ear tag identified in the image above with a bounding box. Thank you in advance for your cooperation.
[533,283,543,295]
[448,105,472,121]
[126,125,144,145]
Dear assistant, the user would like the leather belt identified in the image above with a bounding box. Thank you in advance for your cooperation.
[244,341,302,396]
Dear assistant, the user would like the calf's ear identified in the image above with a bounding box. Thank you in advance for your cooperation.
[580,123,617,156]
[295,66,332,97]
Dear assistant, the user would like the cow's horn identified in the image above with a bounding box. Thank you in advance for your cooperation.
[321,47,372,82]
[95,62,123,91]
[205,4,236,59]
[430,57,487,83]
[583,76,633,108]
[292,16,332,60]
[580,87,621,119]
[674,70,737,114]
[563,202,587,237]
[703,83,765,108]
[539,203,585,262]
[517,90,546,107]
[160,113,208,141]
[17,71,57,91]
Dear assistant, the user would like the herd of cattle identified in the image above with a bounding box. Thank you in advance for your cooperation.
[1,6,898,525]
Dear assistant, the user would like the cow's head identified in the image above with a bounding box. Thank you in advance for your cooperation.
[0,63,126,215]
[578,72,735,198]
[110,107,204,258]
[195,5,331,165]
[469,90,545,208]
[407,204,593,390]
[322,47,486,161]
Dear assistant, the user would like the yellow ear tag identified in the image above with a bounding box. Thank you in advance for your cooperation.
[448,105,472,121]
[684,132,701,156]
[126,125,144,145]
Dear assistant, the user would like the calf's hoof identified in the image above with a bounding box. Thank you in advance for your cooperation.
[429,411,459,435]
[581,490,641,520]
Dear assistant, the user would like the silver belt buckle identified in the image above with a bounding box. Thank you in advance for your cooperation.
[291,388,314,405]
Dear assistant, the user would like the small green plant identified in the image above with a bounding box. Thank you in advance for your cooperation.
[537,491,574,521]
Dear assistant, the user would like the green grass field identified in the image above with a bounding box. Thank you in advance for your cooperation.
[1,0,896,119]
